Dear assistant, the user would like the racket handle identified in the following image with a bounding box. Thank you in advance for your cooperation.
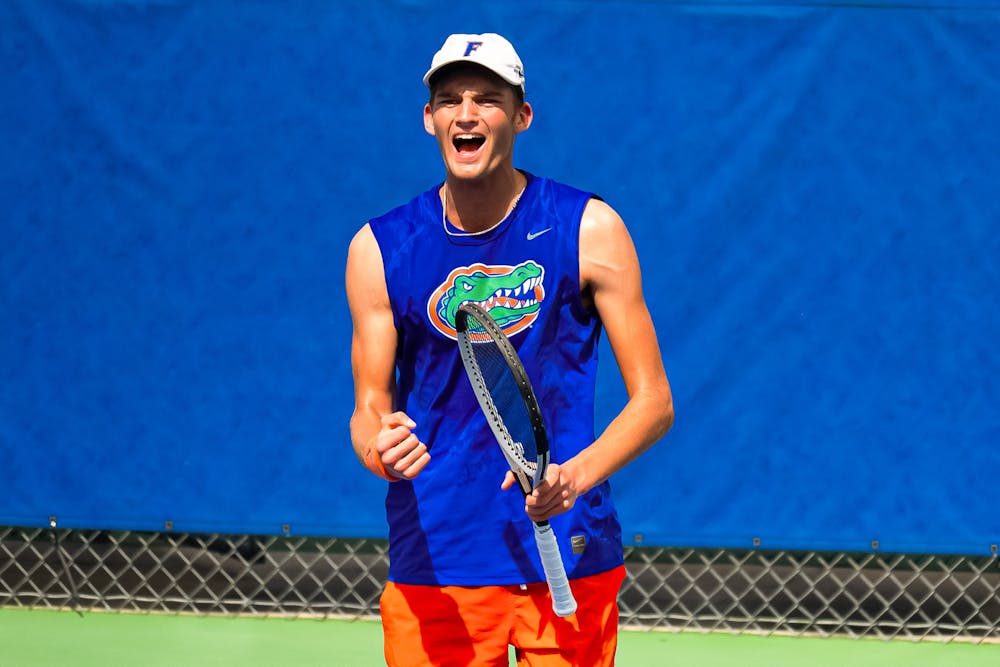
[533,523,578,617]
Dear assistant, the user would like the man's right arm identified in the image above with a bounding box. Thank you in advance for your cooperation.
[345,224,430,481]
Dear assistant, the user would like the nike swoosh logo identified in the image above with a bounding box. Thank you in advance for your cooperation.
[526,228,552,241]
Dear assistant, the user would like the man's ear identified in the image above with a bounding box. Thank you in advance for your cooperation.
[514,101,533,134]
[423,103,435,136]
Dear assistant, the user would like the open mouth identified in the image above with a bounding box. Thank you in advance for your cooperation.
[453,134,486,154]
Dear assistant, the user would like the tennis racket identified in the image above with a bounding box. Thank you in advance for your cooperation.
[455,302,577,617]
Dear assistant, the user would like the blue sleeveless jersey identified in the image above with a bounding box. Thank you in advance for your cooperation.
[368,173,623,585]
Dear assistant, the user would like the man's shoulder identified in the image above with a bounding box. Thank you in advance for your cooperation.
[524,173,601,221]
[529,173,590,197]
[369,183,440,228]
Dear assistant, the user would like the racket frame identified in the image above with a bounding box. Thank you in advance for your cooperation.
[455,302,578,617]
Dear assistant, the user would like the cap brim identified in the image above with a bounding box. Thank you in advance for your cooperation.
[422,59,523,90]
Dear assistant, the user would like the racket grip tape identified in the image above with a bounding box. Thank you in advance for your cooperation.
[533,523,578,617]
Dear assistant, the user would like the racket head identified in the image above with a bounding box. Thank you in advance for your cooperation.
[456,302,550,494]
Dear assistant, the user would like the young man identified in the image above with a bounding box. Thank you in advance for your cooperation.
[346,33,673,666]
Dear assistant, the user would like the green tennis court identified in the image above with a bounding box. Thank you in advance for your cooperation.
[2,608,997,666]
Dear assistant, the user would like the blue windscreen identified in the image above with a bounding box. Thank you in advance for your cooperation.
[1,0,997,555]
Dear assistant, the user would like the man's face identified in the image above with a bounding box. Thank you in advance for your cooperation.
[424,69,532,183]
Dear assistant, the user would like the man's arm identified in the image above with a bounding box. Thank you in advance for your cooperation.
[520,198,673,520]
[346,224,430,481]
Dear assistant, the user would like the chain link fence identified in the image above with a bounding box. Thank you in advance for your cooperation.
[2,525,998,642]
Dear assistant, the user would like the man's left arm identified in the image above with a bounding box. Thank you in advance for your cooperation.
[521,197,674,521]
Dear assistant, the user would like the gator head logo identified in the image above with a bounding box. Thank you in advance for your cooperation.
[427,260,546,340]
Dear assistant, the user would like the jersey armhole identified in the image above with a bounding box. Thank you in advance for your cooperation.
[366,219,402,332]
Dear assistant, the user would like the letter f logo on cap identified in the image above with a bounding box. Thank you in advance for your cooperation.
[424,34,525,92]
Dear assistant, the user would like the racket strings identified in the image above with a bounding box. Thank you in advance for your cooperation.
[463,319,540,470]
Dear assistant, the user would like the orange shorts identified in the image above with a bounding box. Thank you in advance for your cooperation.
[380,565,626,667]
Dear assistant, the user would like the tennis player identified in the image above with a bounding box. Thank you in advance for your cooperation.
[346,33,673,666]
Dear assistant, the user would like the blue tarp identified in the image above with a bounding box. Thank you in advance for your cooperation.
[2,0,998,555]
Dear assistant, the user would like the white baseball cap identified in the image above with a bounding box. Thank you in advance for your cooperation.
[423,33,525,92]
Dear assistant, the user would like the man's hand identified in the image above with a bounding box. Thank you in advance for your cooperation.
[367,412,430,480]
[501,461,583,522]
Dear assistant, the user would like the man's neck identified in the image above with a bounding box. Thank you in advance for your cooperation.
[442,169,526,234]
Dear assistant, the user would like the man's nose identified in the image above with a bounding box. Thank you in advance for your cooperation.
[457,97,478,122]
